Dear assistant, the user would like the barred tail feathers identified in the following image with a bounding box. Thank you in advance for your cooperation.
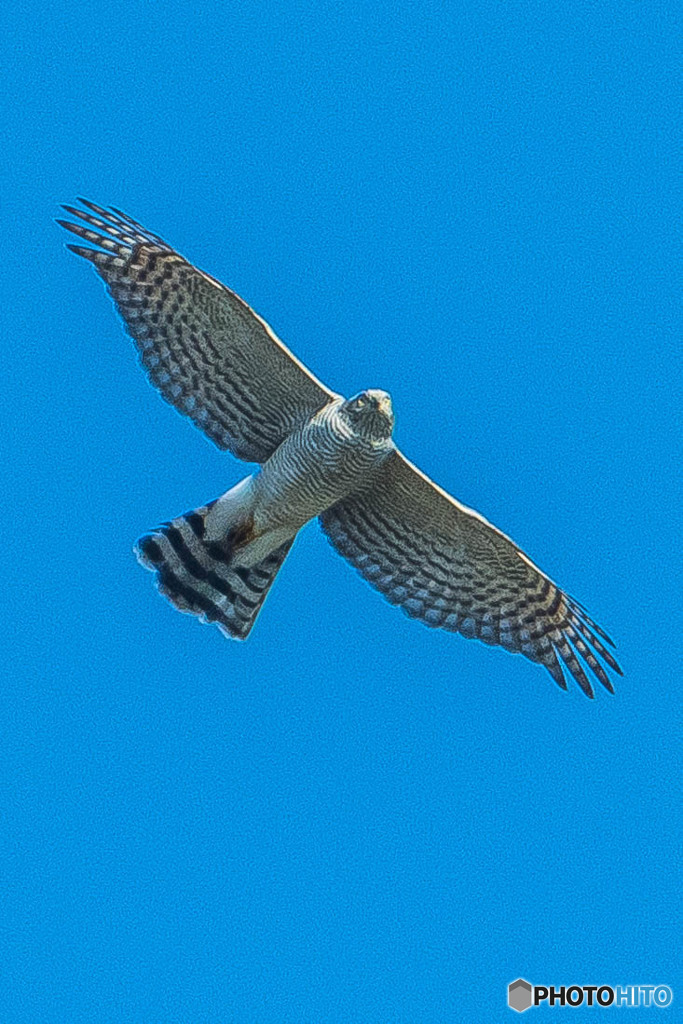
[135,487,294,639]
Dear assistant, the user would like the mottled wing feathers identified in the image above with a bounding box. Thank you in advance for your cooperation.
[59,199,336,462]
[320,451,622,696]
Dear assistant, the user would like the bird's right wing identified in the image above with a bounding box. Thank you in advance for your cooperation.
[59,200,338,463]
[320,450,622,697]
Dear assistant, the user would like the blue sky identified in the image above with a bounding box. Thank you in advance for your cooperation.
[1,1,680,1020]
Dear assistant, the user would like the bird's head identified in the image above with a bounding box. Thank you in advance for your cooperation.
[342,389,395,441]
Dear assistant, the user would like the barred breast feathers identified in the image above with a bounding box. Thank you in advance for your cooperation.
[253,400,394,533]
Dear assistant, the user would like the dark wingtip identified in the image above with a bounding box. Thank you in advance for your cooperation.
[61,204,84,219]
[574,672,595,699]
[58,219,92,241]
[571,598,617,647]
[76,196,107,215]
[545,662,568,691]
[64,243,98,260]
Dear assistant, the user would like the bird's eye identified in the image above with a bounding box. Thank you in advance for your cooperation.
[354,396,366,409]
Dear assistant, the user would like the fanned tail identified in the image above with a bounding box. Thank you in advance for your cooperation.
[135,501,294,639]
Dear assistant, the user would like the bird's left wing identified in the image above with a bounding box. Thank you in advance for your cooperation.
[59,200,337,463]
[320,450,622,696]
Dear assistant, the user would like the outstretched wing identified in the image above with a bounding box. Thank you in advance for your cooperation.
[59,199,337,462]
[320,451,622,697]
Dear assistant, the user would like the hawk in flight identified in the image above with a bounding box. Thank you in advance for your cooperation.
[59,199,622,698]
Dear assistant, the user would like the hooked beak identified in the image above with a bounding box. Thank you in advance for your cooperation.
[378,394,393,417]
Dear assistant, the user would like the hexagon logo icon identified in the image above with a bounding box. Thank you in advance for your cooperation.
[508,978,533,1012]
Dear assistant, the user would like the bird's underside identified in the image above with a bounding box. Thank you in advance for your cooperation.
[59,198,623,698]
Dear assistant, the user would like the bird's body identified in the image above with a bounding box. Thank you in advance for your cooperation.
[59,199,622,697]
[251,393,394,538]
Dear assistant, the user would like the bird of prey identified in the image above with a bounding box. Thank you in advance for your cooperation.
[59,199,622,698]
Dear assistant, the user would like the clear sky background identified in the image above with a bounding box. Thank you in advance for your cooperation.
[1,2,679,1021]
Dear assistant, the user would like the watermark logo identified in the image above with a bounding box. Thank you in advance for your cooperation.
[509,980,534,1013]
[508,979,673,1012]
